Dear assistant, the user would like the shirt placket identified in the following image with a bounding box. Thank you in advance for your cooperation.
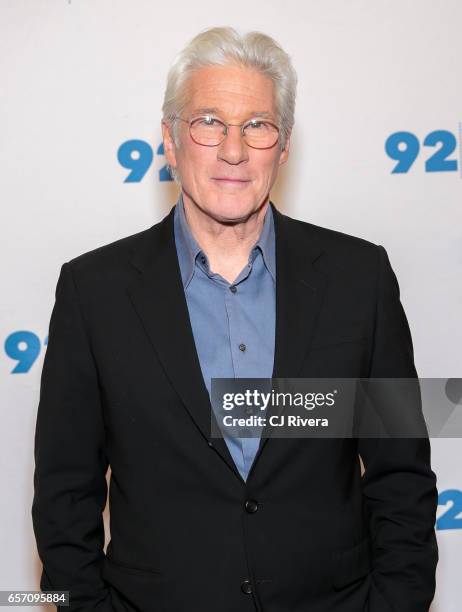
[224,253,261,479]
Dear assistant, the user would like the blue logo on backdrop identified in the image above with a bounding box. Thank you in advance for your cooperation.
[385,126,462,175]
[4,331,48,373]
[437,489,462,530]
[117,140,173,182]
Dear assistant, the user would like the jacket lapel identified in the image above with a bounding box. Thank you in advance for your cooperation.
[126,206,244,482]
[270,203,327,379]
[250,204,328,467]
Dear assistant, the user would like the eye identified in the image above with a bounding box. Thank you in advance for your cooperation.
[199,115,219,126]
[247,120,267,130]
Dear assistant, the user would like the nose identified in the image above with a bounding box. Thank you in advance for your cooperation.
[217,125,249,165]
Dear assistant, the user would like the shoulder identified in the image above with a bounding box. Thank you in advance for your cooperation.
[58,217,166,295]
[63,205,171,278]
[277,209,377,249]
[66,226,150,270]
[274,208,382,269]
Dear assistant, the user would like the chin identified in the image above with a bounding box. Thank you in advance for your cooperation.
[205,192,265,222]
[208,202,258,223]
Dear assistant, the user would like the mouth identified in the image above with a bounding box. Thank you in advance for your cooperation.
[211,177,251,185]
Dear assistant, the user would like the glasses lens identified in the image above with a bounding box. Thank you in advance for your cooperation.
[190,117,226,146]
[243,120,279,148]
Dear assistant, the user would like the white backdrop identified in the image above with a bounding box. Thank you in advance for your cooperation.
[1,1,461,610]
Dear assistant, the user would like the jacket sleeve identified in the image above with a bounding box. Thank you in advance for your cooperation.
[32,262,113,611]
[358,245,439,612]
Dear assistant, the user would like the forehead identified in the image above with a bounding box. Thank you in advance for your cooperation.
[184,64,276,119]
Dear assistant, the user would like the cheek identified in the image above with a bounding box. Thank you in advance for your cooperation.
[178,147,215,181]
[255,156,281,184]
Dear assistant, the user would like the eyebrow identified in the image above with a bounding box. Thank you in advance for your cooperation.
[190,107,274,119]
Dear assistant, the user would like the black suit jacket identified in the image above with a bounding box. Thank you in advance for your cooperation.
[32,203,438,612]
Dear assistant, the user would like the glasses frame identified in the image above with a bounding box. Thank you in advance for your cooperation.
[174,115,281,150]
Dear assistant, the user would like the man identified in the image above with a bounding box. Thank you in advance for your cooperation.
[32,27,438,612]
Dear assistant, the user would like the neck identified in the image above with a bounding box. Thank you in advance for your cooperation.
[181,192,269,284]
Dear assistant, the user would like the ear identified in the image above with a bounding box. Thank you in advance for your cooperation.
[278,131,291,166]
[161,121,177,169]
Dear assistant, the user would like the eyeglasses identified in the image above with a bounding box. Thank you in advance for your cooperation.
[174,115,280,149]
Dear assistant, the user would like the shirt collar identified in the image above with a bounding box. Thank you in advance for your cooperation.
[173,192,276,289]
[174,193,202,289]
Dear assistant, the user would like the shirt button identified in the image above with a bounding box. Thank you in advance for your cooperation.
[241,579,253,594]
[244,499,259,513]
[239,343,246,352]
[229,285,237,293]
[200,256,206,264]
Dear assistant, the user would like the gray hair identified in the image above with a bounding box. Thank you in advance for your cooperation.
[162,27,297,181]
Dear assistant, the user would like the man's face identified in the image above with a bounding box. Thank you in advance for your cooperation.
[162,64,290,223]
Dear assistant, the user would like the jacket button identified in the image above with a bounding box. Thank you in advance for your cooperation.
[244,499,258,513]
[241,579,253,594]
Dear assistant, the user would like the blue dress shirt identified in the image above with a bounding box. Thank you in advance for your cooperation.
[173,194,276,481]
